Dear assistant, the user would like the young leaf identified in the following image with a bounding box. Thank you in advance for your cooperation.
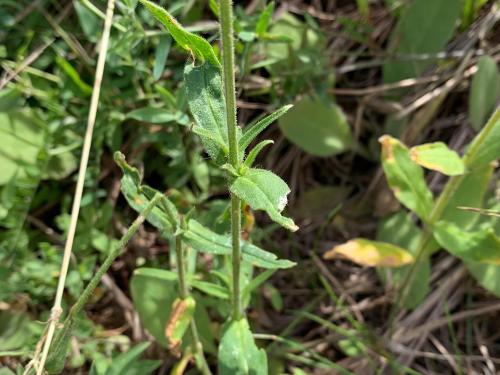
[433,221,500,264]
[469,56,500,131]
[239,105,292,154]
[382,0,460,83]
[255,2,274,36]
[114,152,177,232]
[410,142,465,176]
[218,318,268,375]
[244,140,274,167]
[230,168,298,231]
[184,63,232,164]
[278,98,352,157]
[379,135,434,221]
[165,297,196,352]
[324,238,414,267]
[138,0,220,66]
[153,35,171,81]
[182,219,296,269]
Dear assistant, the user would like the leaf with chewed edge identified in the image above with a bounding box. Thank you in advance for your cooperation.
[324,238,414,267]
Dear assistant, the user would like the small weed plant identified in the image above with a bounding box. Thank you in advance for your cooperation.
[35,0,298,373]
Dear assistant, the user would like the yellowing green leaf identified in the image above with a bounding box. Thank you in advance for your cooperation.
[324,238,414,267]
[410,142,465,176]
[433,221,500,264]
[218,318,268,375]
[469,56,500,131]
[138,0,220,66]
[230,168,298,231]
[379,135,434,221]
[279,98,352,157]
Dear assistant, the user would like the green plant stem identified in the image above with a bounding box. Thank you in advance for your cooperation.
[175,225,211,375]
[219,0,243,321]
[393,106,500,311]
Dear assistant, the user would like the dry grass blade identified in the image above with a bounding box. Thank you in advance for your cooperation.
[27,1,116,374]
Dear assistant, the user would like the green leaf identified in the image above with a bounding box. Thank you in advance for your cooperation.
[382,0,460,83]
[114,151,177,232]
[379,135,434,221]
[441,163,493,229]
[153,35,172,81]
[184,63,231,163]
[106,343,160,375]
[183,219,296,269]
[466,261,500,297]
[409,142,465,176]
[74,0,100,42]
[239,105,292,154]
[244,140,274,167]
[126,107,188,125]
[278,98,352,157]
[138,0,220,66]
[255,2,275,36]
[434,221,500,264]
[324,238,414,267]
[376,211,433,309]
[469,56,500,131]
[0,109,45,185]
[465,108,500,169]
[218,318,268,375]
[55,56,92,96]
[230,168,298,231]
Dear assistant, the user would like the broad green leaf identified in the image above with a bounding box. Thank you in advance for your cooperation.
[183,219,296,269]
[294,186,351,220]
[114,152,176,232]
[165,297,196,351]
[466,261,500,297]
[255,2,275,36]
[139,0,220,66]
[126,107,188,125]
[441,164,493,229]
[279,98,352,157]
[106,343,160,375]
[324,238,414,267]
[230,168,298,231]
[469,56,500,131]
[0,110,45,185]
[434,221,500,264]
[218,318,268,375]
[410,142,465,176]
[130,268,215,353]
[153,35,171,81]
[379,135,434,221]
[382,0,460,83]
[239,105,292,154]
[376,211,433,308]
[184,63,231,163]
[465,107,500,169]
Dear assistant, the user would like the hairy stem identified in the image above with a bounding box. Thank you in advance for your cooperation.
[219,0,243,320]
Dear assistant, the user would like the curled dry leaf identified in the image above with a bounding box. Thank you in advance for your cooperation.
[324,238,414,267]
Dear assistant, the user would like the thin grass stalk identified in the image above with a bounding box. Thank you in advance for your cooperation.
[33,1,115,373]
[218,0,243,321]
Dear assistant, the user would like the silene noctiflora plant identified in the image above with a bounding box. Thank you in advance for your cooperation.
[76,1,292,374]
